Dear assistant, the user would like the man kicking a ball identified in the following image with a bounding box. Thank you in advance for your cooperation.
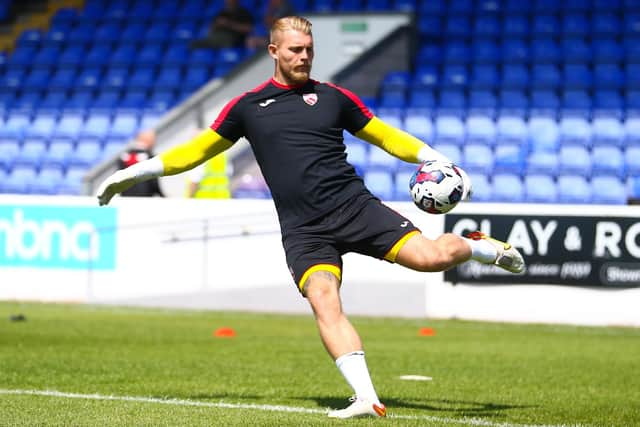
[97,16,525,419]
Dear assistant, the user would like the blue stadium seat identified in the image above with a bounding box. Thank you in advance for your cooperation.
[68,140,102,168]
[470,64,498,89]
[625,64,640,89]
[417,15,441,38]
[557,175,591,203]
[416,45,443,66]
[42,139,74,169]
[31,166,65,194]
[559,145,592,177]
[32,47,61,69]
[0,114,30,139]
[403,114,433,141]
[412,65,439,89]
[591,117,625,147]
[94,21,122,43]
[381,71,410,91]
[530,90,560,115]
[623,34,640,64]
[562,64,592,89]
[368,146,399,171]
[462,143,493,174]
[524,174,558,203]
[121,23,147,41]
[491,173,525,202]
[473,15,500,38]
[79,114,111,139]
[109,113,139,139]
[502,14,530,38]
[58,45,85,68]
[498,90,529,116]
[364,170,394,200]
[433,143,462,165]
[24,69,51,91]
[625,146,640,175]
[13,140,46,169]
[501,64,529,89]
[468,90,497,116]
[531,15,560,38]
[471,39,499,63]
[465,115,496,145]
[563,0,591,12]
[467,172,492,201]
[444,17,471,39]
[561,90,591,116]
[501,39,529,63]
[137,45,164,68]
[530,38,560,63]
[528,116,560,152]
[3,166,37,194]
[496,115,528,145]
[24,116,57,140]
[494,144,526,174]
[526,150,559,175]
[163,43,190,66]
[441,64,468,88]
[394,170,413,201]
[558,116,592,147]
[345,140,368,173]
[0,140,20,170]
[148,89,176,111]
[378,89,406,109]
[128,68,156,90]
[53,114,84,140]
[593,64,624,89]
[443,41,470,63]
[535,0,561,13]
[438,90,466,115]
[110,45,137,66]
[562,13,589,37]
[561,38,591,63]
[434,115,465,145]
[592,145,625,179]
[626,90,640,115]
[593,38,623,63]
[407,88,436,109]
[153,3,180,21]
[218,47,245,65]
[531,64,561,89]
[591,176,627,204]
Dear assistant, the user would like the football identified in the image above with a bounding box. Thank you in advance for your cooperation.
[409,160,465,214]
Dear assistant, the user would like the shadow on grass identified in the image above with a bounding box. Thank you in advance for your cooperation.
[302,396,534,418]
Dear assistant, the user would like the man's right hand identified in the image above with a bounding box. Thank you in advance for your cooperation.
[96,169,138,206]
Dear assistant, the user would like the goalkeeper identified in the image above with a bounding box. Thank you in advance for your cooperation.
[97,16,525,419]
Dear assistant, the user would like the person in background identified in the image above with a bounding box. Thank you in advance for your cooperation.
[117,129,164,198]
[185,152,232,199]
[190,0,254,49]
[247,0,296,49]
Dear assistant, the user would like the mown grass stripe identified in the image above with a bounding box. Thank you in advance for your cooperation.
[0,388,585,427]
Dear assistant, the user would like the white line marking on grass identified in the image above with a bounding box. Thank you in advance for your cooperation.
[0,388,586,427]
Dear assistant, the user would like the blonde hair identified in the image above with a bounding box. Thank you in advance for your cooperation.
[269,16,312,44]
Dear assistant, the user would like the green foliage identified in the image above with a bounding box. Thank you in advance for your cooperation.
[1,302,639,426]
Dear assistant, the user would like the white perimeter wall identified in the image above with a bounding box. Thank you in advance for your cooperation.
[0,195,638,327]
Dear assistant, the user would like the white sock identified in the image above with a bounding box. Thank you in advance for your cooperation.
[464,237,498,263]
[335,351,380,404]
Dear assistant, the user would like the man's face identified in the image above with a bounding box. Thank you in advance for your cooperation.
[269,29,314,85]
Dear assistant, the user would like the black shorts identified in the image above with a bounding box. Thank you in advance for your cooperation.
[282,192,420,293]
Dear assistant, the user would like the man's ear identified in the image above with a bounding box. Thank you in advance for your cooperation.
[268,43,278,60]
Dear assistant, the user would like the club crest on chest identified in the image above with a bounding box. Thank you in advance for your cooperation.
[303,93,318,106]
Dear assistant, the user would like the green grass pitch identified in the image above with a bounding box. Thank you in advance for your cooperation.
[1,301,639,426]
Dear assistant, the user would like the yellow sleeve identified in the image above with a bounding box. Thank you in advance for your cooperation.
[354,116,425,163]
[159,128,233,176]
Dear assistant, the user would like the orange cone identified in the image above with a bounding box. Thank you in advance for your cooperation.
[213,327,236,338]
[418,327,436,336]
